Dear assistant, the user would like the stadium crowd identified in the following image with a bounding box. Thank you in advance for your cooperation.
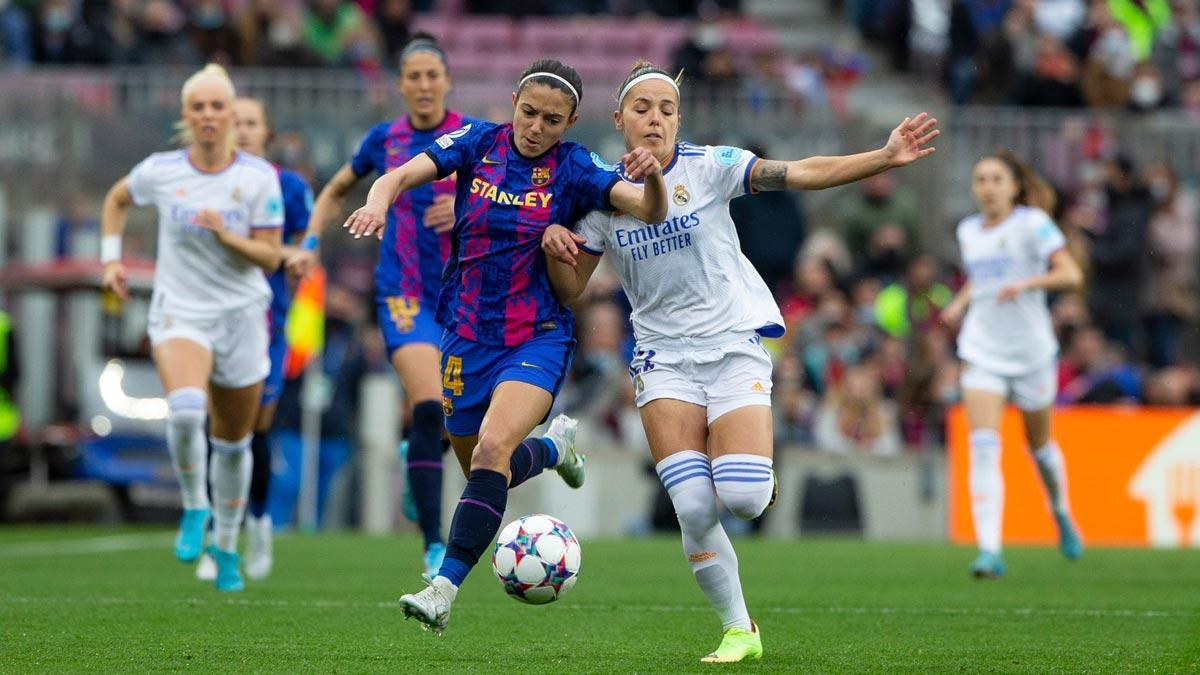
[858,0,1200,112]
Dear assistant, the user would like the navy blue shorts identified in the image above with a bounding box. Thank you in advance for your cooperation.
[376,293,442,357]
[261,318,287,406]
[440,329,575,437]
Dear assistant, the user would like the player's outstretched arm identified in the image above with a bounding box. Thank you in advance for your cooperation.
[100,177,134,302]
[543,224,601,304]
[286,164,360,280]
[940,282,972,329]
[611,147,668,223]
[345,154,439,240]
[753,113,939,192]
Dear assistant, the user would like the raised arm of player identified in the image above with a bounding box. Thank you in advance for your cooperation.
[610,146,668,223]
[344,154,440,240]
[100,177,135,302]
[997,249,1084,302]
[285,164,360,279]
[751,113,940,192]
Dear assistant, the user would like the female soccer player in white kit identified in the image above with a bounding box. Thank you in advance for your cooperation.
[941,151,1084,579]
[101,64,284,592]
[542,60,938,663]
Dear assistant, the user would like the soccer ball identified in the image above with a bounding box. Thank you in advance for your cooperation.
[491,514,581,604]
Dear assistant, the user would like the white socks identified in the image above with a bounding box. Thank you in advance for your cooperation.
[166,388,209,510]
[968,429,1003,554]
[1033,441,1070,517]
[656,450,751,631]
[210,434,253,553]
[711,454,774,520]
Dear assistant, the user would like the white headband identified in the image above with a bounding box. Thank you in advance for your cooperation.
[618,72,680,105]
[518,72,580,104]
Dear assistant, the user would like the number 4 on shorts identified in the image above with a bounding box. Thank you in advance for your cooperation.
[443,356,464,396]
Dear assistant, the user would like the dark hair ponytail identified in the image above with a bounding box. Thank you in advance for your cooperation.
[517,59,583,114]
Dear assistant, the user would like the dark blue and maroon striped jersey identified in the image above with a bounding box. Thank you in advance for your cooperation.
[424,120,620,346]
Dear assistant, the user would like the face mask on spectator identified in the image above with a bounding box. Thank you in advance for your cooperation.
[43,7,73,32]
[1149,179,1171,202]
[1130,77,1162,109]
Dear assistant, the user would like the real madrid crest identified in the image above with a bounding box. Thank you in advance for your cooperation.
[532,166,552,187]
[634,375,645,394]
[231,187,242,202]
[673,183,691,206]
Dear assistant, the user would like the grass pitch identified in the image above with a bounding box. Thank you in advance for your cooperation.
[1,528,1197,672]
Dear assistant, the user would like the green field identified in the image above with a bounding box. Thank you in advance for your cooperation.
[1,528,1197,673]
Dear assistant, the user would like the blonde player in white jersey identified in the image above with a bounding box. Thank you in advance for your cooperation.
[541,60,939,664]
[940,151,1085,579]
[100,64,285,593]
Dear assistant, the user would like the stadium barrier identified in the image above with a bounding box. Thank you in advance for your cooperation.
[947,406,1200,549]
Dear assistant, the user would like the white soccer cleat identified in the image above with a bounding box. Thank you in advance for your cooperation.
[399,576,455,635]
[545,414,585,489]
[195,552,217,581]
[244,514,274,581]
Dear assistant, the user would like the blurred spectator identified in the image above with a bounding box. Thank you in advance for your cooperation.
[1087,156,1150,351]
[1142,363,1200,404]
[557,301,629,420]
[1107,0,1170,60]
[830,172,922,279]
[1150,0,1200,103]
[34,0,86,63]
[139,0,198,65]
[873,254,952,340]
[779,256,836,337]
[731,142,807,293]
[1035,0,1088,39]
[1080,0,1136,107]
[896,326,959,448]
[774,351,817,444]
[799,291,871,395]
[946,0,1018,104]
[1058,325,1143,402]
[236,1,320,68]
[0,0,33,64]
[374,0,409,64]
[1012,34,1085,106]
[813,364,902,456]
[302,0,379,68]
[186,0,239,64]
[1139,162,1198,366]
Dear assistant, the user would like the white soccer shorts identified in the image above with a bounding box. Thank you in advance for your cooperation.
[148,302,271,389]
[629,333,773,425]
[960,360,1057,411]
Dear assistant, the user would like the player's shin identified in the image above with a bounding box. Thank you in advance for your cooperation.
[407,400,447,546]
[657,450,751,631]
[436,468,508,590]
[209,434,253,553]
[167,388,210,510]
[968,428,1004,554]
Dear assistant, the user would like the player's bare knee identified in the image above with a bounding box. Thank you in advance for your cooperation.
[471,432,515,473]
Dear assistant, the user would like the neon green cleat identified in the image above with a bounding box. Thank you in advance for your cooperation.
[700,620,763,663]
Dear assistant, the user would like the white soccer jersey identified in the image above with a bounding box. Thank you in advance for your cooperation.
[956,205,1066,375]
[127,149,284,321]
[575,143,784,347]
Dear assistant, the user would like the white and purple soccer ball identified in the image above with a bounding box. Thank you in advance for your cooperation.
[491,514,581,604]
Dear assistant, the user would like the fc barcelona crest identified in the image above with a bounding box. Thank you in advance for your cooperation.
[532,166,552,187]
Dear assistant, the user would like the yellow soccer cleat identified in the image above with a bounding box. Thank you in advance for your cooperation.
[700,620,763,663]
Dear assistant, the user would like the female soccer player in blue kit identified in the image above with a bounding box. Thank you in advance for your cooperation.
[288,34,484,578]
[344,58,668,634]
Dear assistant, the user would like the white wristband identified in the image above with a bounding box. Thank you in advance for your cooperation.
[100,234,122,264]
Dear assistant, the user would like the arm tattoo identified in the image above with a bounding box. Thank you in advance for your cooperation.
[752,160,788,191]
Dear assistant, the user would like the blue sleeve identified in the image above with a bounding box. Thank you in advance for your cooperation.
[280,170,313,243]
[567,145,620,214]
[423,121,492,179]
[349,123,387,179]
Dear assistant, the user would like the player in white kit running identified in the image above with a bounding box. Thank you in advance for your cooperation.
[541,60,939,663]
[940,151,1085,579]
[100,64,285,592]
